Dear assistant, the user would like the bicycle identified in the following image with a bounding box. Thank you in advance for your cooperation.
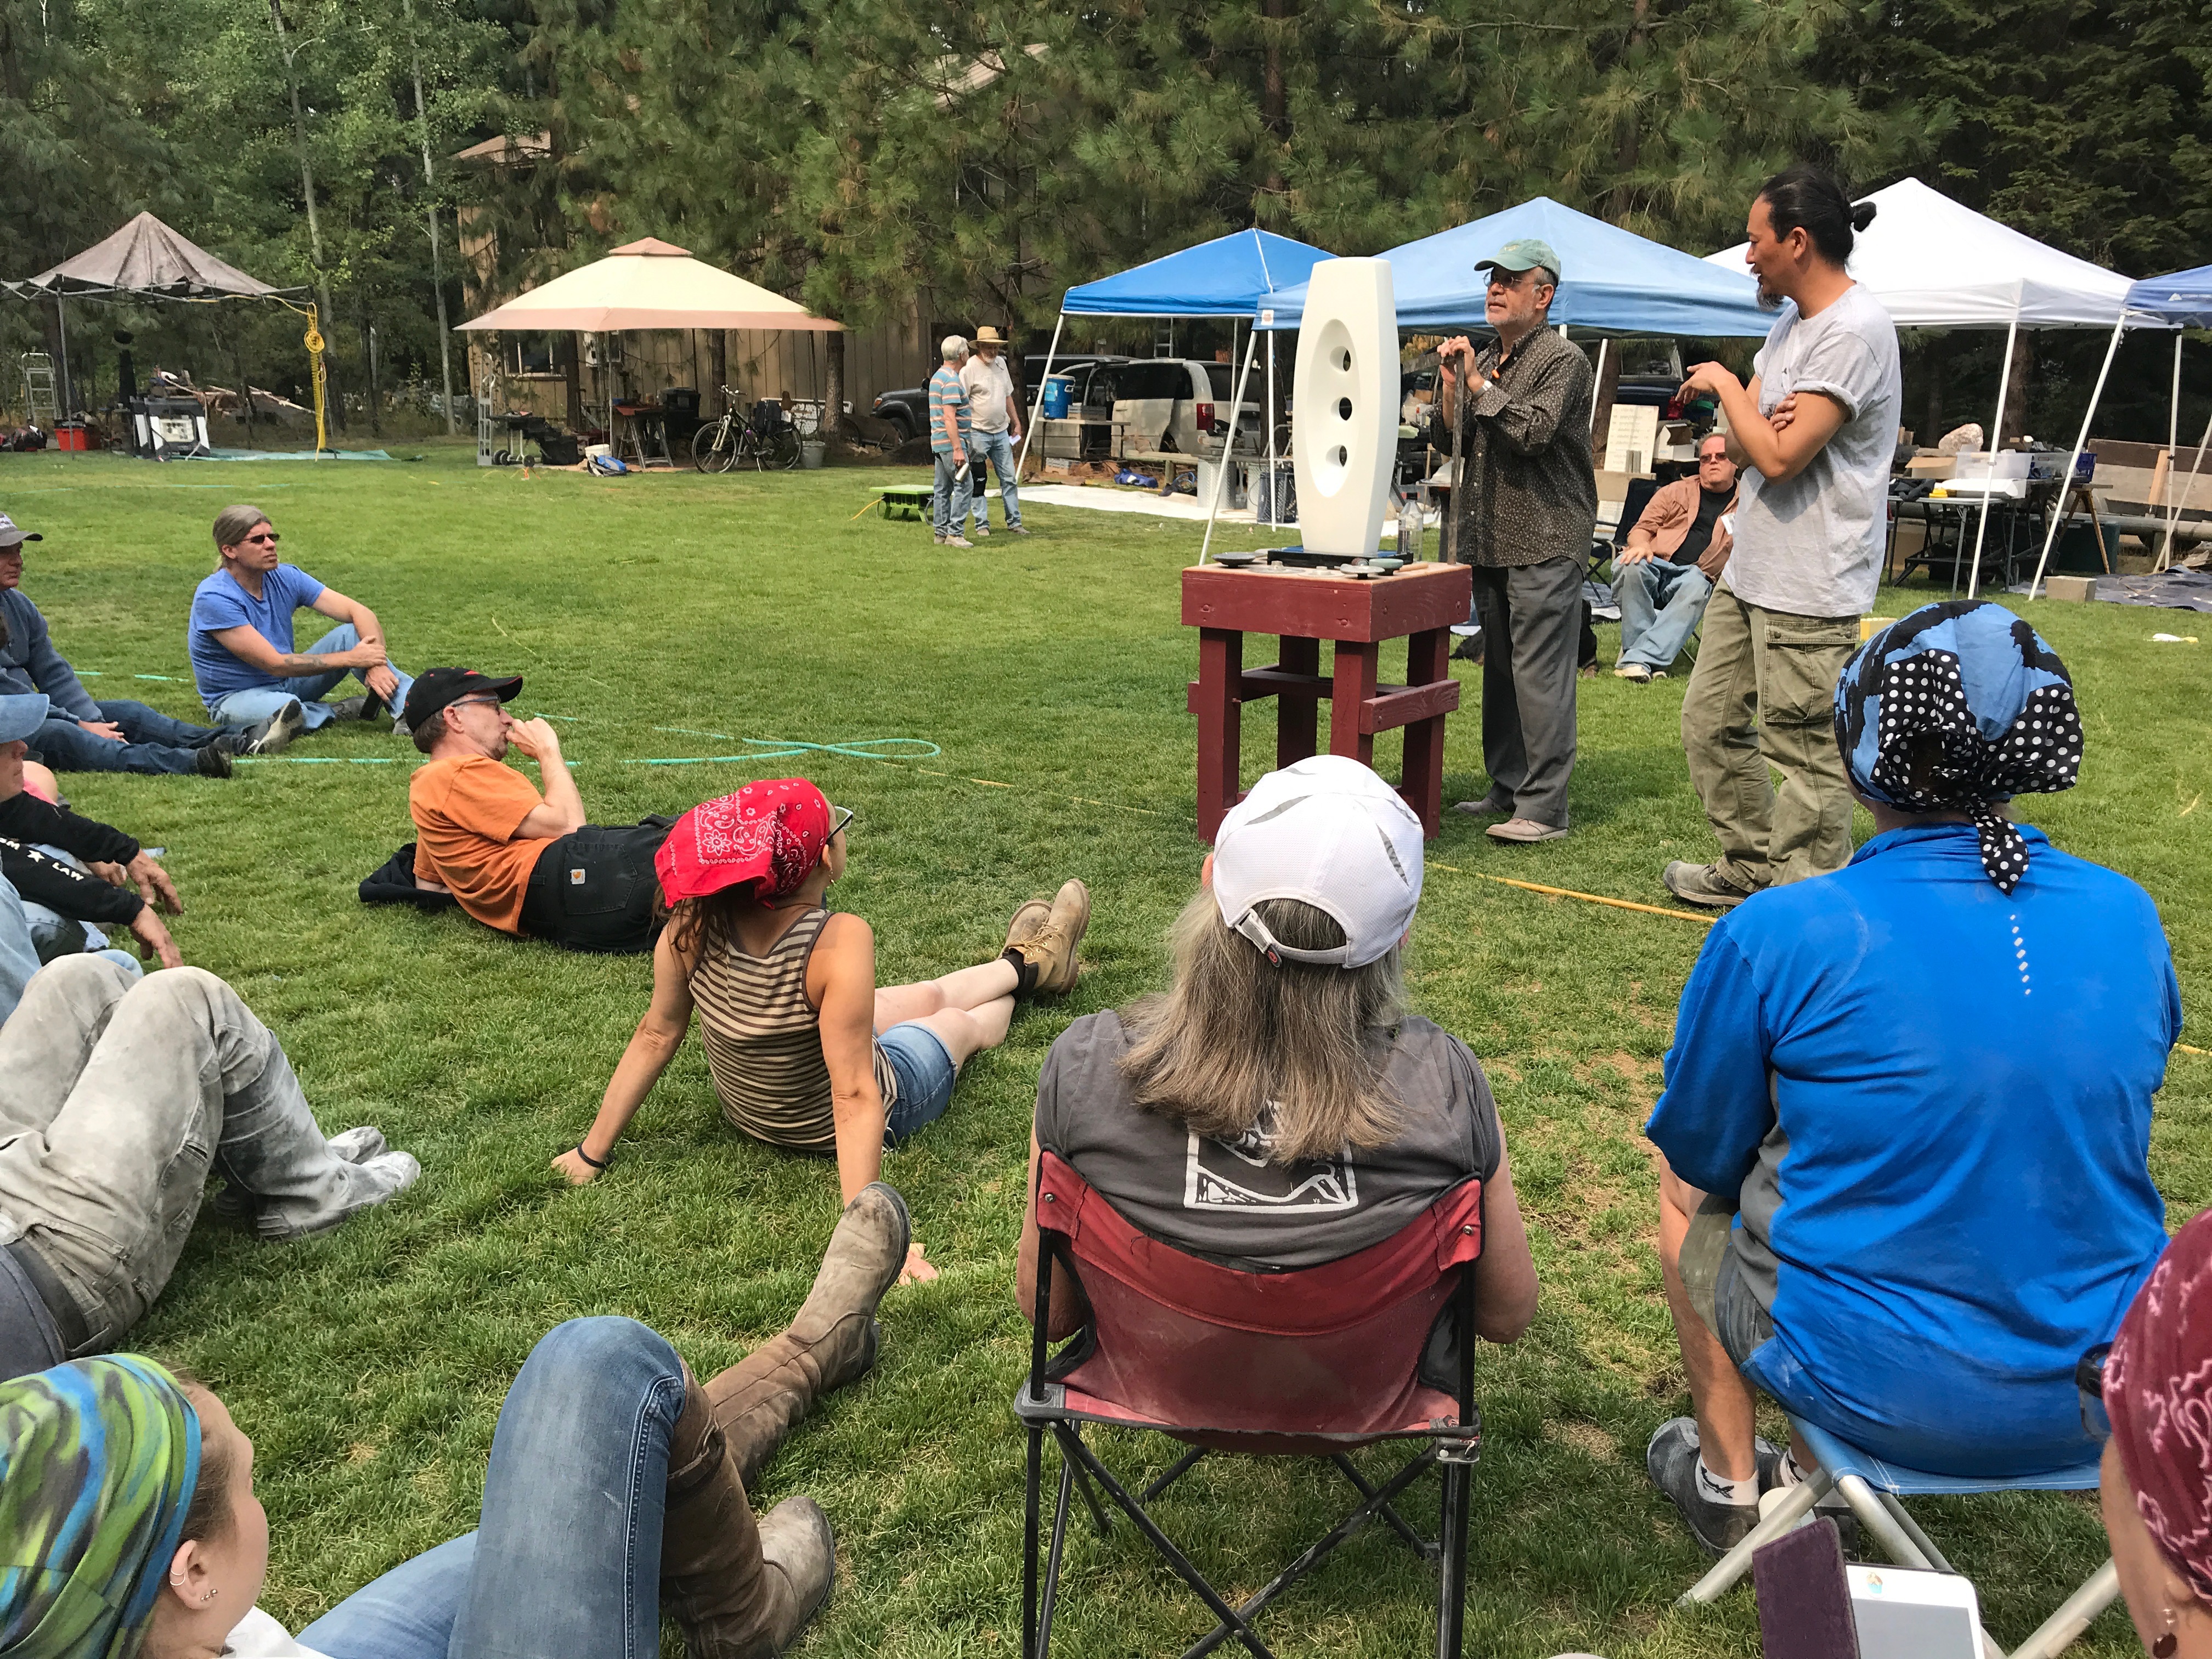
[690,388,802,473]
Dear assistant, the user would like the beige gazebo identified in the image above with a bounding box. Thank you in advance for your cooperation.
[458,237,840,333]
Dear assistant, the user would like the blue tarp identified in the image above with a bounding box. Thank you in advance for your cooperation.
[2128,266,2212,330]
[1257,197,1773,337]
[1062,229,1334,319]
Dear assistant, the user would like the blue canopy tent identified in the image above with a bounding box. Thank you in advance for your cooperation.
[1254,196,1772,337]
[1022,229,1335,536]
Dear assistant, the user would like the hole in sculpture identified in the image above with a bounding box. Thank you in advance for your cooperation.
[1336,349,1352,372]
[1337,397,1353,420]
[1332,445,1348,466]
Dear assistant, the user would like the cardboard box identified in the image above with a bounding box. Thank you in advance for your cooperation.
[1906,455,1955,479]
[2043,574,2097,602]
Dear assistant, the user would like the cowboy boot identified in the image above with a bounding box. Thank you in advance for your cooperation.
[706,1181,911,1487]
[663,1368,835,1658]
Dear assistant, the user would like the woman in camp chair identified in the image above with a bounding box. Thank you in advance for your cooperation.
[1016,754,1538,1342]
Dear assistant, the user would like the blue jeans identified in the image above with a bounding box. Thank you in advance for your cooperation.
[1612,559,1714,671]
[32,699,223,777]
[301,1317,692,1659]
[877,1022,958,1145]
[205,625,414,733]
[964,429,1023,531]
[931,450,974,538]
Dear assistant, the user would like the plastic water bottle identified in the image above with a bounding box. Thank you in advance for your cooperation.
[1396,490,1424,561]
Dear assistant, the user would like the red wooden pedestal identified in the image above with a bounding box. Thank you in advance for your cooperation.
[1183,561,1471,841]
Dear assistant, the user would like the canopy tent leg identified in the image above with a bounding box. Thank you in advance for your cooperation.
[2027,315,2125,599]
[1016,313,1065,481]
[1965,309,2021,599]
[1199,331,1260,566]
[1266,332,1277,531]
[54,296,73,425]
[2156,411,2212,572]
[2173,334,2184,459]
[1589,338,1607,433]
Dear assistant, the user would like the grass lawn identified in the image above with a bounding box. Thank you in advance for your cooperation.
[9,437,2208,1657]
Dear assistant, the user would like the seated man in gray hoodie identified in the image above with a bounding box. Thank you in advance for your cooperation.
[0,881,421,1382]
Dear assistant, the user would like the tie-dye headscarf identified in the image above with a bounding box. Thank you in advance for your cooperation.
[1832,600,2083,894]
[0,1356,200,1659]
[2104,1206,2212,1607]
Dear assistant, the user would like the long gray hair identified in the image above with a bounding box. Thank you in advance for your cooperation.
[1116,890,1406,1164]
[212,504,270,554]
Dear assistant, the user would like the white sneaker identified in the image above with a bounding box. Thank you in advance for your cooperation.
[245,699,306,755]
[944,535,974,549]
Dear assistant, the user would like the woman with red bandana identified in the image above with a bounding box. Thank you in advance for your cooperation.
[2103,1205,2212,1656]
[556,778,1090,1282]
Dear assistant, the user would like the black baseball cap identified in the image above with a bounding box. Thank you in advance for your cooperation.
[402,667,523,732]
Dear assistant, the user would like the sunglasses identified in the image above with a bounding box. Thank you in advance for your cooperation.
[241,531,280,545]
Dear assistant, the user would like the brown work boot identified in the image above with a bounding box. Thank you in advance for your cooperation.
[706,1182,911,1487]
[662,1368,833,1657]
[1009,878,1090,997]
[1003,897,1051,954]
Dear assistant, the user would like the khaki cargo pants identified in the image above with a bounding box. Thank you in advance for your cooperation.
[1680,584,1859,893]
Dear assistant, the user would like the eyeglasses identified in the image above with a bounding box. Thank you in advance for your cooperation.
[831,805,857,839]
[241,531,280,545]
[449,695,505,713]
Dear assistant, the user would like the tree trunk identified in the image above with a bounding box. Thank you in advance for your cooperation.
[1999,328,2034,447]
[559,333,582,432]
[1261,0,1287,206]
[1922,335,1945,443]
[1605,0,1650,222]
[406,5,458,436]
[363,314,383,437]
[710,330,728,414]
[825,330,847,438]
[271,0,343,433]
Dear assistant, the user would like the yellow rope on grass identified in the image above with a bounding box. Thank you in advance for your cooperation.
[1429,862,1715,925]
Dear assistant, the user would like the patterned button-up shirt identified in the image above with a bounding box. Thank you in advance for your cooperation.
[1447,324,1598,568]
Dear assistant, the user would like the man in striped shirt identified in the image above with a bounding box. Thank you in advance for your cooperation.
[928,336,975,549]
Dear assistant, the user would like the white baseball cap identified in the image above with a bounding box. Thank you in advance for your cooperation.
[1212,755,1424,968]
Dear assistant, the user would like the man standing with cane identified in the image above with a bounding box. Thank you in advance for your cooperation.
[1440,238,1596,845]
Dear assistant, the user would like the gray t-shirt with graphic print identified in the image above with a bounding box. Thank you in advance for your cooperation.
[1034,1010,1501,1272]
[1725,281,1902,619]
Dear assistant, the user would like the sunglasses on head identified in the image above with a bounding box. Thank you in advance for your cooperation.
[831,805,856,839]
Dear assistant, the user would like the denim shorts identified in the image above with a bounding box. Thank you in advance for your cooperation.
[877,1022,958,1146]
[1680,1197,1776,1367]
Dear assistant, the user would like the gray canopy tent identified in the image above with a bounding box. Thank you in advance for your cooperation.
[9,213,311,441]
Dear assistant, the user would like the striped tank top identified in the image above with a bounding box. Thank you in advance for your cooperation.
[689,906,899,1154]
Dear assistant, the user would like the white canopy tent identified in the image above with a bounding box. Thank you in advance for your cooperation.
[1706,177,2159,595]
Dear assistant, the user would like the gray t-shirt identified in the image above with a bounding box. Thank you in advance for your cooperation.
[1034,1010,1501,1271]
[1725,283,1901,619]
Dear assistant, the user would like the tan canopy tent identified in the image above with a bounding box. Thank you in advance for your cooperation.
[14,212,292,301]
[458,238,842,333]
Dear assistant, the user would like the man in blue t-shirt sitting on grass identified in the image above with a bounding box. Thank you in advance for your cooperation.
[1643,601,2177,1555]
[187,504,415,747]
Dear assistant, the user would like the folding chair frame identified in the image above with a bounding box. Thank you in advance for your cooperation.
[1678,1425,2120,1659]
[1019,1228,1481,1659]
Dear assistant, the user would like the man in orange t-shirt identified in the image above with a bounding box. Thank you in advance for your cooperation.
[403,667,668,951]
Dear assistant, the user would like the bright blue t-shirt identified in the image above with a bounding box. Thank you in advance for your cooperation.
[188,563,326,708]
[1646,823,2177,1477]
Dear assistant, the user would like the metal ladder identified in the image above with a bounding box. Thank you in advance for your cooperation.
[20,354,57,427]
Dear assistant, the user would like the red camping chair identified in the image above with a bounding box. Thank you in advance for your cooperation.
[1018,1150,1485,1659]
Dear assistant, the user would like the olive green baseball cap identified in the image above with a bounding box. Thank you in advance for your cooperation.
[1475,238,1561,284]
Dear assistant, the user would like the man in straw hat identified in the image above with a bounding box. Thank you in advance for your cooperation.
[959,325,1029,538]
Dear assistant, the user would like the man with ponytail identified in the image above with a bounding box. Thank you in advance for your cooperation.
[1664,166,1901,907]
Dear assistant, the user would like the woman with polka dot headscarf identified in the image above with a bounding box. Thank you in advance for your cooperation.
[1642,599,2179,1555]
